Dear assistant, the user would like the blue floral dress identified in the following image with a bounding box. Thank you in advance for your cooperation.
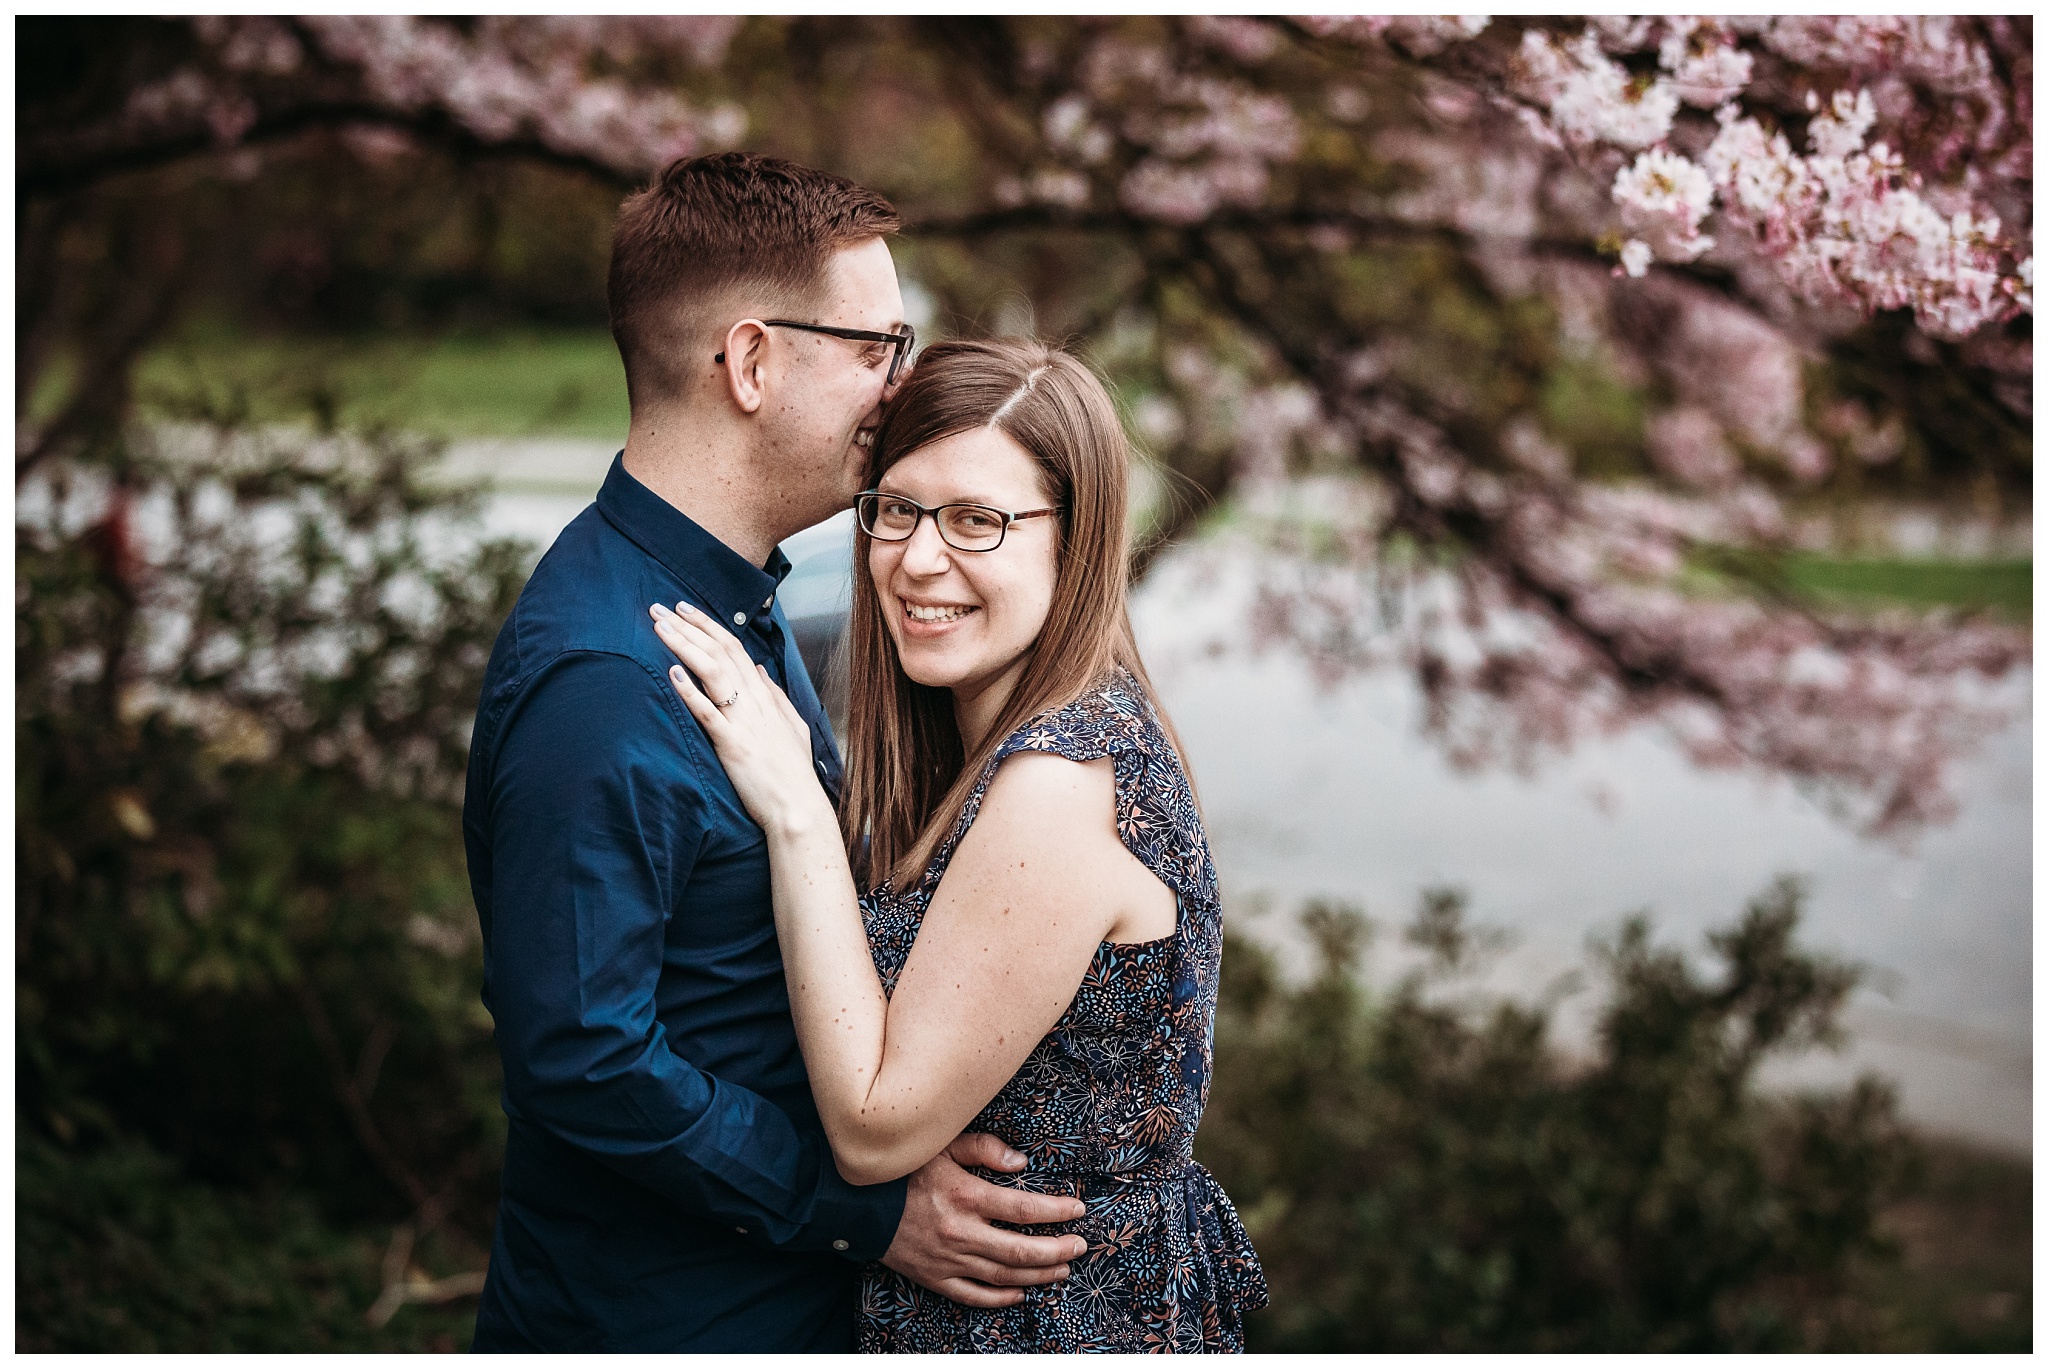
[856,672,1268,1353]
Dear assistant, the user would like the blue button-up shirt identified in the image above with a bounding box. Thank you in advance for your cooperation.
[463,455,905,1351]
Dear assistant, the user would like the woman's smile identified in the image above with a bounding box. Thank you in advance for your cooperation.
[899,598,980,631]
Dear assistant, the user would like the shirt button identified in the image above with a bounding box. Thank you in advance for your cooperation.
[831,1239,850,1252]
[735,1226,748,1236]
[731,610,747,627]
[762,595,774,610]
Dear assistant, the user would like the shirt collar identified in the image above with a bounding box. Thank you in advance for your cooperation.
[596,452,792,630]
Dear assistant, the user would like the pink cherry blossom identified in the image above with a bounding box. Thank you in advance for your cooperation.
[1186,16,1283,64]
[1295,15,1490,55]
[1658,18,1754,107]
[1612,148,1716,262]
[1516,30,1678,149]
[1701,97,2020,340]
[298,17,744,174]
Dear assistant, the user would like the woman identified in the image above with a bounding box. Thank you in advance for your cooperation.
[647,339,1266,1352]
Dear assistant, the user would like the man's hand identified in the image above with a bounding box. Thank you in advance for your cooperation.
[880,1133,1089,1309]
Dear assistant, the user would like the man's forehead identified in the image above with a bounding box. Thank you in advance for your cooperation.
[820,237,903,320]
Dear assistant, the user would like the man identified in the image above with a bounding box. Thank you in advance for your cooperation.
[462,153,1087,1352]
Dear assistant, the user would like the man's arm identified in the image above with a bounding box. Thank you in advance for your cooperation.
[483,650,899,1256]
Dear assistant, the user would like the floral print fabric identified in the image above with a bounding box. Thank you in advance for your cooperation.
[856,673,1268,1352]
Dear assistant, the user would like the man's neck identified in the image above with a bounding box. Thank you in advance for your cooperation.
[622,418,780,568]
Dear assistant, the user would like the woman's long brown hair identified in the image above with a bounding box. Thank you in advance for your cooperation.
[839,337,1191,891]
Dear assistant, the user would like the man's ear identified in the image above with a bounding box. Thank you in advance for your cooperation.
[718,320,770,414]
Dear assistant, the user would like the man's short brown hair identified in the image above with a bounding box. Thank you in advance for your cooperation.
[607,151,903,410]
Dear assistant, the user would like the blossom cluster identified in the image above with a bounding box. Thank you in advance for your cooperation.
[304,17,744,173]
[998,32,1301,223]
[1143,229,2024,829]
[1699,91,2018,339]
[1294,16,2026,339]
[1296,15,1491,59]
[1489,17,2030,338]
[131,17,747,179]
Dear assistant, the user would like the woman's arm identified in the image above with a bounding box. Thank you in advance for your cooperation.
[651,602,1149,1184]
[764,747,1129,1184]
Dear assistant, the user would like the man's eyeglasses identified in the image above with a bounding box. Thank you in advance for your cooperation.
[856,491,1060,553]
[715,320,917,386]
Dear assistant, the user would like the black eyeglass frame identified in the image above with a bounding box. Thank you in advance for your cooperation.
[855,490,1061,554]
[713,320,917,385]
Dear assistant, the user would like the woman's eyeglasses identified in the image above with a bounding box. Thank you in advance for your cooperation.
[715,321,916,386]
[855,491,1060,553]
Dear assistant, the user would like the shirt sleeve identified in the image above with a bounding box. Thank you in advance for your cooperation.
[479,649,905,1260]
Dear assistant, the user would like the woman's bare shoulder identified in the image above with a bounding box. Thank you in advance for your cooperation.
[955,749,1122,881]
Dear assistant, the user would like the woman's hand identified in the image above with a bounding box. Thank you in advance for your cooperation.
[649,601,831,838]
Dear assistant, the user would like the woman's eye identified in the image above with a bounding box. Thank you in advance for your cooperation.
[956,512,999,531]
[881,500,918,520]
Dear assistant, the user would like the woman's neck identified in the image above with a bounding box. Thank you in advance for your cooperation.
[951,655,1032,753]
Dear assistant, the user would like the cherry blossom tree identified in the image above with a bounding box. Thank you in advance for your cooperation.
[915,15,2032,830]
[18,15,2032,831]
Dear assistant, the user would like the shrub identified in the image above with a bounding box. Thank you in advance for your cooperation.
[1196,882,1916,1351]
[16,424,527,1345]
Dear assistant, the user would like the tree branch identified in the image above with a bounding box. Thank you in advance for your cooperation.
[295,976,434,1212]
[20,102,642,201]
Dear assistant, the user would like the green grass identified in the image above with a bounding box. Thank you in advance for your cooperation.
[1689,547,2033,622]
[1784,554,2032,621]
[1217,495,2029,624]
[132,327,629,440]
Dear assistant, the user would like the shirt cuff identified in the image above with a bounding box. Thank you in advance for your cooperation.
[804,1168,909,1263]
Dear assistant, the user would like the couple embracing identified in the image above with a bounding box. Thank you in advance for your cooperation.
[463,151,1267,1353]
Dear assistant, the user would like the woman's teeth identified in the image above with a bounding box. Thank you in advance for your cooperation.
[906,603,975,623]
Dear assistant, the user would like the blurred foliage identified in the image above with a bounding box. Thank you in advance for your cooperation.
[1854,1140,2034,1352]
[17,425,528,1347]
[17,1134,477,1352]
[1194,882,2017,1352]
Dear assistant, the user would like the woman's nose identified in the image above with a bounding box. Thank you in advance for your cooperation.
[900,517,952,574]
